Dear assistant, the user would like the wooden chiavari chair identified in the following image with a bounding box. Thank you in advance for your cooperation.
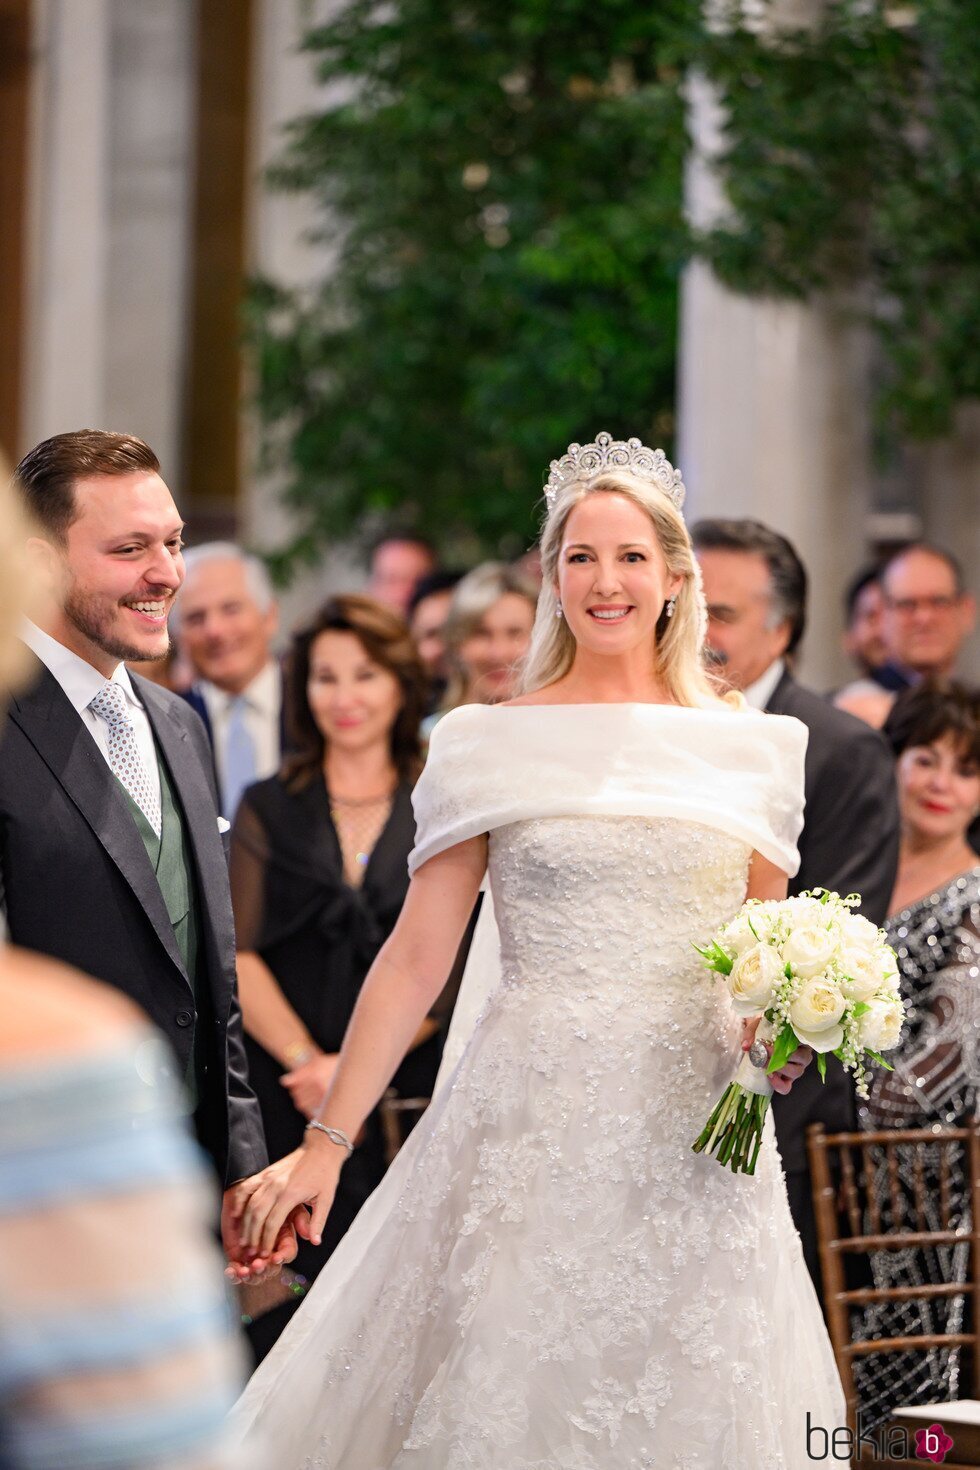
[808,1122,980,1468]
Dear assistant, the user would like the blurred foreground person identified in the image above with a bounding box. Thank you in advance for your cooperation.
[231,595,457,1358]
[856,683,980,1426]
[0,432,278,1280]
[0,458,251,1470]
[693,516,900,1300]
[176,543,284,820]
[436,561,537,719]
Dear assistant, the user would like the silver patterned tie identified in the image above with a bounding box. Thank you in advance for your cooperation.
[90,681,162,836]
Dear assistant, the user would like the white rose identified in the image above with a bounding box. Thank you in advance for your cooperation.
[839,946,885,1003]
[723,908,776,956]
[789,978,847,1052]
[727,942,785,1017]
[783,896,829,928]
[782,924,841,979]
[841,912,882,952]
[856,998,904,1053]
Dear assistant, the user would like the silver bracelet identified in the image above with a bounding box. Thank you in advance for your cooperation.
[305,1119,354,1157]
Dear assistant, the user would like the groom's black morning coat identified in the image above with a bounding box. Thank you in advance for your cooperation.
[0,655,267,1186]
[766,669,900,1294]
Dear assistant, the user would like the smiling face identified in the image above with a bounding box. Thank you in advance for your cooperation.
[556,492,681,660]
[307,629,403,758]
[456,591,536,703]
[36,470,185,675]
[897,732,980,848]
[178,557,278,695]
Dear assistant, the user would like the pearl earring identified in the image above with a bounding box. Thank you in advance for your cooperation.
[665,597,676,619]
[555,602,563,620]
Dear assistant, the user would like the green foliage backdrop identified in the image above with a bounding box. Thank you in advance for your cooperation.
[698,0,980,439]
[251,1,980,571]
[249,0,694,567]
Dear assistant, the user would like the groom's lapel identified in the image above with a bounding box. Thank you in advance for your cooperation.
[7,657,191,984]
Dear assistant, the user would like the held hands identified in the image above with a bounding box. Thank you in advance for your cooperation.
[281,1051,340,1119]
[740,1016,813,1095]
[228,1132,346,1261]
[221,1184,299,1283]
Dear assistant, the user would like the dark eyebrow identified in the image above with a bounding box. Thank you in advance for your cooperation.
[108,524,185,542]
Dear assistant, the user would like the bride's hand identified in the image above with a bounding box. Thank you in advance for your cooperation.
[231,1136,346,1258]
[740,1016,813,1096]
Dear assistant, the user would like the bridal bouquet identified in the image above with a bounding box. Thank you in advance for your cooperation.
[691,889,905,1175]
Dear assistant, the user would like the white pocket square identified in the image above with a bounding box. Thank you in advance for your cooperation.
[217,817,231,834]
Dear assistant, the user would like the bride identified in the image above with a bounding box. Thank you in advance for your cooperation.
[230,434,846,1468]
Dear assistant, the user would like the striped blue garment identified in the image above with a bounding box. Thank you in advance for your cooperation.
[0,1032,248,1470]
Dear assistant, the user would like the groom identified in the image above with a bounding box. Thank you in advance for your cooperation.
[0,430,291,1278]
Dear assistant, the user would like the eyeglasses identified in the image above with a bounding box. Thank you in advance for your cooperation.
[886,594,960,617]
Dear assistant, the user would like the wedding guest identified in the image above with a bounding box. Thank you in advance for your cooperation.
[175,543,284,819]
[407,569,463,713]
[856,682,980,1426]
[834,566,895,728]
[437,562,537,718]
[230,595,453,1358]
[1,432,277,1281]
[366,532,436,616]
[879,543,976,691]
[693,516,900,1301]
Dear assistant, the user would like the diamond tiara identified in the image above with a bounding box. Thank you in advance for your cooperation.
[544,431,686,511]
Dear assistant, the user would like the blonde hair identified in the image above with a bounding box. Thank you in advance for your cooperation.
[442,561,538,711]
[520,470,730,708]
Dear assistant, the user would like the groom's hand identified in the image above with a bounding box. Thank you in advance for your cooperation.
[740,1016,813,1095]
[221,1184,299,1283]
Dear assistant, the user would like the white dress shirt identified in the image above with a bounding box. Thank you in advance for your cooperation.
[743,657,786,712]
[20,619,162,808]
[197,660,282,797]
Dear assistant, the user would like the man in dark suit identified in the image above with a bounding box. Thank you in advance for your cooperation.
[693,518,901,1299]
[1,430,292,1277]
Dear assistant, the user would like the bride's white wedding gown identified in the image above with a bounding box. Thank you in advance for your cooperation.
[233,704,846,1469]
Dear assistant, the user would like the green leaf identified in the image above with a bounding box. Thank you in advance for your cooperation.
[864,1049,894,1071]
[767,1023,798,1075]
[850,1001,871,1017]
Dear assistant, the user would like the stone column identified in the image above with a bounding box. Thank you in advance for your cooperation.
[244,0,359,633]
[25,0,112,438]
[678,41,873,690]
[23,0,195,473]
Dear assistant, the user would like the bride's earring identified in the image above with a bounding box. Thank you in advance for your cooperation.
[555,602,563,620]
[665,597,676,619]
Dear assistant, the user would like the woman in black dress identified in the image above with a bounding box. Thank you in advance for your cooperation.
[231,594,443,1359]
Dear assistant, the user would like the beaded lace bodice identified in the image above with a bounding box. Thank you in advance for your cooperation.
[491,815,747,1005]
[234,711,846,1470]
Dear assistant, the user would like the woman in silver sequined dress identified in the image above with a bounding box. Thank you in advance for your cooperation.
[857,683,980,1425]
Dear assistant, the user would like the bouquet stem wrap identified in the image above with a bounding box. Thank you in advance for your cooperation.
[693,1053,773,1175]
